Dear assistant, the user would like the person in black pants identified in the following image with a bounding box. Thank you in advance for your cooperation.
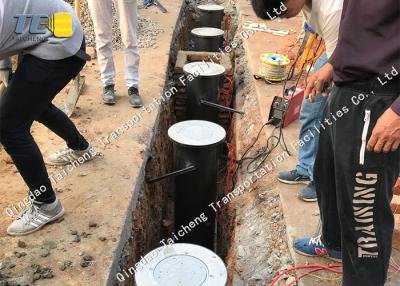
[0,45,95,236]
[295,0,400,285]
[0,0,95,235]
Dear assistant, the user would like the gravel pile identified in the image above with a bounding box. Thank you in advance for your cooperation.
[65,0,162,49]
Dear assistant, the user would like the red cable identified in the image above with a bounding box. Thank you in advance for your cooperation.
[222,75,234,127]
[270,262,400,286]
[225,142,236,195]
[287,265,342,286]
[390,263,400,272]
[225,15,229,49]
[269,264,342,286]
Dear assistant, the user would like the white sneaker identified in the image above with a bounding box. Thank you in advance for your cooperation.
[7,199,64,236]
[46,144,96,166]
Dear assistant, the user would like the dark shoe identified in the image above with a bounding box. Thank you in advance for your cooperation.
[278,170,310,185]
[298,182,317,202]
[103,85,116,105]
[128,86,143,108]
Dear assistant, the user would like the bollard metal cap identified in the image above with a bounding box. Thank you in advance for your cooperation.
[183,61,225,77]
[168,120,226,148]
[191,27,225,38]
[198,4,225,12]
[135,243,227,286]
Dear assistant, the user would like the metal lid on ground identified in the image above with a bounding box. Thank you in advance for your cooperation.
[168,120,226,148]
[135,243,227,286]
[183,62,225,77]
[191,27,225,38]
[198,4,225,12]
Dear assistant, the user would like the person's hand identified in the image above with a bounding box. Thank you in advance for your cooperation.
[367,108,400,153]
[305,63,334,102]
[0,69,9,87]
[0,69,9,96]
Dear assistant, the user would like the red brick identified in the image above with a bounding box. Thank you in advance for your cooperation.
[393,177,400,196]
[174,50,233,75]
[392,196,400,215]
[394,214,400,250]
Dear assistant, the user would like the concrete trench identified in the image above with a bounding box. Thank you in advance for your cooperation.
[111,1,242,285]
[0,1,303,285]
[102,1,400,286]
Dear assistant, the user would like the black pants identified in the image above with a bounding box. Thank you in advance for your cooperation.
[315,84,400,285]
[0,54,88,203]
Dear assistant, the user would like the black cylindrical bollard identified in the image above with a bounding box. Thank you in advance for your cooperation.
[168,120,226,249]
[191,27,225,52]
[197,4,225,28]
[183,61,226,123]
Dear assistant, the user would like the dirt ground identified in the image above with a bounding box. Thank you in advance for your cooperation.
[0,1,181,285]
[228,1,400,285]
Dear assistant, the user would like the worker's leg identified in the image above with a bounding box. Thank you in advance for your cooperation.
[0,54,87,203]
[279,54,329,187]
[326,86,399,286]
[296,53,328,181]
[115,0,140,88]
[295,95,327,179]
[314,89,342,249]
[87,0,115,86]
[293,89,342,260]
[37,104,88,151]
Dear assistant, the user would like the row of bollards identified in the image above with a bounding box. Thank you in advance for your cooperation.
[137,4,233,285]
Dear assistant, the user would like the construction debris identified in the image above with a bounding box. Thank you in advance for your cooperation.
[65,0,163,49]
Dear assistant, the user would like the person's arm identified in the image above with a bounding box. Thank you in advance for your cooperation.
[304,62,334,101]
[391,97,400,116]
[305,8,341,101]
[319,7,342,59]
[0,58,11,93]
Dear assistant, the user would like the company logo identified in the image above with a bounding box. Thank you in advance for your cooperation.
[14,13,73,38]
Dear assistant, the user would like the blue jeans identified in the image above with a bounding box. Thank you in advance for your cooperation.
[295,53,328,181]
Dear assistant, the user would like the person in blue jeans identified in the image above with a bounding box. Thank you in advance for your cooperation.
[278,53,328,202]
[252,0,343,262]
[251,0,343,203]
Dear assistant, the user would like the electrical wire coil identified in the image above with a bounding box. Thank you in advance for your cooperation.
[259,53,290,82]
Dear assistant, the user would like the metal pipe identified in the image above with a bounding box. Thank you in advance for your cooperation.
[146,165,196,184]
[200,99,244,115]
